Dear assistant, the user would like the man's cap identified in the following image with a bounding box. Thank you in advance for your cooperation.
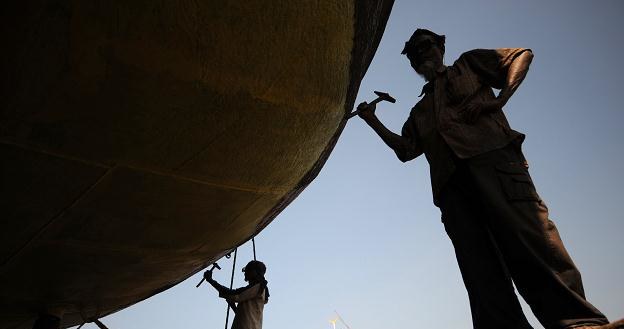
[402,28,446,56]
[242,260,266,275]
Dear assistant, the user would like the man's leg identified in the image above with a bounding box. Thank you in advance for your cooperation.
[439,168,533,329]
[467,144,608,329]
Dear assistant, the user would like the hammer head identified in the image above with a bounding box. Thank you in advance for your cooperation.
[210,262,221,270]
[374,90,396,103]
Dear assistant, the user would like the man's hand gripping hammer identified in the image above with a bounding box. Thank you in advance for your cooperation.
[348,90,396,119]
[195,263,221,287]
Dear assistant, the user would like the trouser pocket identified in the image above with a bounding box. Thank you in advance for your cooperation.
[495,162,541,202]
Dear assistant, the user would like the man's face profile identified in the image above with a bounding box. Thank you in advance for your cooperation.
[406,34,443,81]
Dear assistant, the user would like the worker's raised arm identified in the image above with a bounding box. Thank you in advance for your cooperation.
[496,50,533,107]
[458,48,534,122]
[204,271,232,295]
[357,102,422,162]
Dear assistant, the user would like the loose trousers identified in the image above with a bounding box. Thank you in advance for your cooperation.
[438,143,608,329]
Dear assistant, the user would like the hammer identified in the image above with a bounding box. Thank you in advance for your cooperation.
[348,90,396,119]
[195,262,221,287]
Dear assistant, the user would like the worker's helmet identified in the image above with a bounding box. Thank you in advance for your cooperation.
[242,260,266,276]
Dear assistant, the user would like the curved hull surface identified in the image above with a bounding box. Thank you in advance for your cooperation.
[0,1,394,328]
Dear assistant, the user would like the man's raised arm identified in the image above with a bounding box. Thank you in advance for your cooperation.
[357,102,422,162]
[496,50,533,107]
[462,48,534,122]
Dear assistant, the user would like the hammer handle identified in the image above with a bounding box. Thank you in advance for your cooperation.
[369,97,383,105]
[347,97,383,119]
[196,264,219,287]
[196,278,206,288]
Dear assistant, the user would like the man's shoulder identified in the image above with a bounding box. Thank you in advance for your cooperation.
[408,97,430,118]
[455,48,532,63]
[452,48,532,75]
[232,283,257,294]
[453,49,496,65]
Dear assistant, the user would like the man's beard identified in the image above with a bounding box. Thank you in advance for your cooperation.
[417,61,437,81]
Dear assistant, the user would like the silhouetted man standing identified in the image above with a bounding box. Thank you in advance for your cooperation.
[204,260,270,329]
[357,29,621,329]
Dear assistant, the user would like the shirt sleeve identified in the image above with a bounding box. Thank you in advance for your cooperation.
[395,111,423,162]
[219,283,262,303]
[457,48,532,89]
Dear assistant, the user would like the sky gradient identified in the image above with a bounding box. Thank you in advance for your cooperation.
[82,1,624,328]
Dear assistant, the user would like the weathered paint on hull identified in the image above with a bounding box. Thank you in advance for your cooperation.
[0,1,394,328]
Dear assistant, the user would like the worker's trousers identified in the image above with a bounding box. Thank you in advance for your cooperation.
[438,143,608,329]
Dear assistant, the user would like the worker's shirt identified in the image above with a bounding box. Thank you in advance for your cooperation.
[220,283,267,329]
[395,48,531,206]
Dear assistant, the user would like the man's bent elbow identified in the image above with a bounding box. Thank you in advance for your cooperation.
[521,49,534,64]
[395,150,419,163]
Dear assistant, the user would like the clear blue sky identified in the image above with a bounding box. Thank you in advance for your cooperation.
[85,1,624,328]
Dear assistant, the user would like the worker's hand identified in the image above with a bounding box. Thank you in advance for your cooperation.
[203,270,213,281]
[462,99,503,124]
[357,101,377,121]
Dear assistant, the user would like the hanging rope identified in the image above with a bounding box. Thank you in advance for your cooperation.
[221,237,257,329]
[252,237,257,261]
[224,248,237,329]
